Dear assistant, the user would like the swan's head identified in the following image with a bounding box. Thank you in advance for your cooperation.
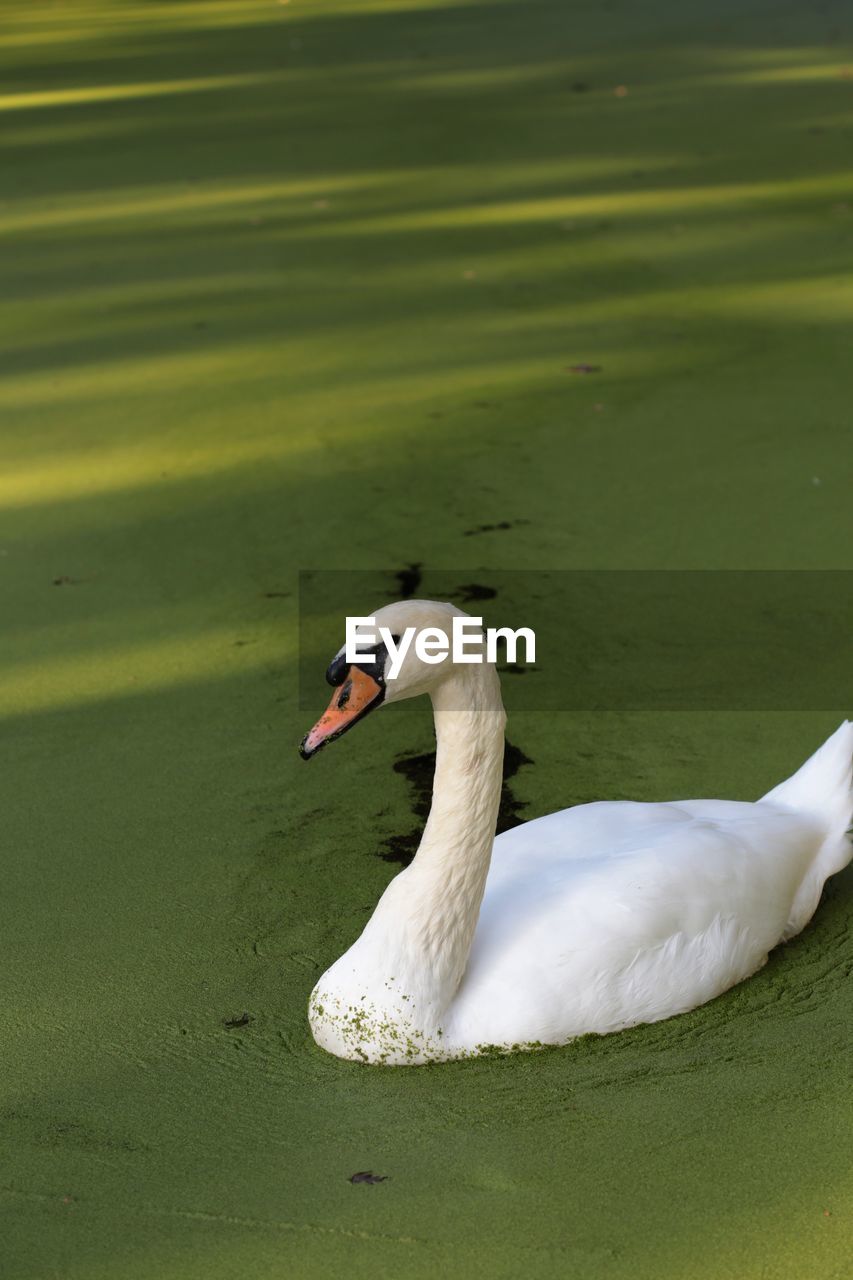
[299,600,478,758]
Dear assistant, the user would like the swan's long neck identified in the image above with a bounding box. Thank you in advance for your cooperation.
[365,665,506,1024]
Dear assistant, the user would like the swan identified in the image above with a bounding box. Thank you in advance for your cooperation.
[299,600,853,1065]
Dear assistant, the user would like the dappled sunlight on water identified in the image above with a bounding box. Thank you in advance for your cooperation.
[1,0,852,1276]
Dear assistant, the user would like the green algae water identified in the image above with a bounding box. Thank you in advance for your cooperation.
[1,1,851,1276]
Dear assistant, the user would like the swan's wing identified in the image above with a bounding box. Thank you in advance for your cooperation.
[447,799,822,1046]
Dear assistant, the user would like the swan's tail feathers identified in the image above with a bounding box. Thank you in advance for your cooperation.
[762,720,853,837]
[761,721,853,937]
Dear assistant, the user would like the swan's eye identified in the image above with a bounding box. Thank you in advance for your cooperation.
[325,636,401,688]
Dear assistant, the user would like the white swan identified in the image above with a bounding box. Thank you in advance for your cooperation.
[300,600,853,1065]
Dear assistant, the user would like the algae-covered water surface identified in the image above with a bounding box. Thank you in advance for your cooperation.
[1,1,852,1277]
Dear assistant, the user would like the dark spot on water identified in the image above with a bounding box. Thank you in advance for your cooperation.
[463,520,530,536]
[379,738,533,865]
[456,582,497,604]
[393,563,422,598]
[571,81,590,92]
[380,753,433,864]
[52,575,79,586]
[349,1171,388,1184]
[222,1012,253,1029]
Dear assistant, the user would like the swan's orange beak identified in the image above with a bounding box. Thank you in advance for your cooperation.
[299,664,385,759]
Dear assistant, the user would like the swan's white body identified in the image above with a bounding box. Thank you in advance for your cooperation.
[306,603,853,1065]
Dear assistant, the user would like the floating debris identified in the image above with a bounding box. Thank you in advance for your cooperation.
[221,1012,253,1029]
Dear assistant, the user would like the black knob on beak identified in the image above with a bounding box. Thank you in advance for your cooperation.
[326,651,350,687]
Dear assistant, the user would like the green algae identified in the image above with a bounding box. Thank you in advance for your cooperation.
[0,1,852,1277]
